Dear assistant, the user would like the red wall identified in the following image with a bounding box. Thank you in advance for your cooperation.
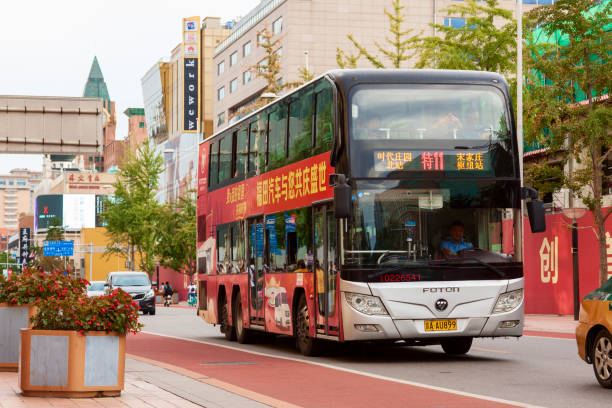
[523,210,611,314]
[155,266,194,301]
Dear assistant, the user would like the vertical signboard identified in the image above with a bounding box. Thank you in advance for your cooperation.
[183,16,200,133]
[19,228,31,266]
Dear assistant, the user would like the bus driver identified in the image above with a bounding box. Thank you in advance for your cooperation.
[440,221,473,257]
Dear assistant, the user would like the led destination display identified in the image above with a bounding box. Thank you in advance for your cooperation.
[374,150,489,172]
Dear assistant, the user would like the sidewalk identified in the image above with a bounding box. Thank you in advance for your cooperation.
[524,314,578,334]
[0,358,269,408]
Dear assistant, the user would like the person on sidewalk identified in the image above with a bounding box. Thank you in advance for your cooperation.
[163,281,173,307]
[187,282,197,306]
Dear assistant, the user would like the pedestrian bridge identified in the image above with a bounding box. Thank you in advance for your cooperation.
[0,95,103,154]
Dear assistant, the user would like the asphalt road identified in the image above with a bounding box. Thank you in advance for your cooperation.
[139,307,610,408]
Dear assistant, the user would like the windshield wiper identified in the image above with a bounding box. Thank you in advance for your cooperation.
[432,257,506,278]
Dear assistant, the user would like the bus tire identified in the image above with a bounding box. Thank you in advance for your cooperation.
[233,294,252,344]
[220,299,236,341]
[441,337,472,355]
[295,295,321,356]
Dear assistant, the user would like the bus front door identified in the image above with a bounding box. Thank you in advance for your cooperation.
[314,205,340,337]
[247,217,265,326]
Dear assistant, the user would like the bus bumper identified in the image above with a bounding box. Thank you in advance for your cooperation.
[341,296,524,341]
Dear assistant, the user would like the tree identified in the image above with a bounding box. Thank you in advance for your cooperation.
[31,217,66,271]
[524,0,612,285]
[156,191,197,282]
[101,143,164,278]
[336,0,414,69]
[414,0,517,87]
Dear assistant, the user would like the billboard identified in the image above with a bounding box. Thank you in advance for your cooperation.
[182,16,200,133]
[35,194,111,231]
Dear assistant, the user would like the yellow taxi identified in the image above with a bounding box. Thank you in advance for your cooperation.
[576,278,612,388]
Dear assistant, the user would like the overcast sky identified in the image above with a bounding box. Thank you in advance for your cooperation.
[0,0,260,174]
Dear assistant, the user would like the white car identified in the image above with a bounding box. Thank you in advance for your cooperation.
[86,281,106,297]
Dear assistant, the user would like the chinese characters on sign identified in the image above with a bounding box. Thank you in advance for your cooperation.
[374,151,413,171]
[19,228,31,266]
[456,153,484,171]
[256,161,328,207]
[421,152,444,171]
[226,184,247,218]
[539,236,559,284]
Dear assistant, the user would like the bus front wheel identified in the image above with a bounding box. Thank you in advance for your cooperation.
[296,295,321,356]
[441,337,472,355]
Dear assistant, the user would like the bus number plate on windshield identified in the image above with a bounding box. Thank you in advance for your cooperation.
[424,319,457,332]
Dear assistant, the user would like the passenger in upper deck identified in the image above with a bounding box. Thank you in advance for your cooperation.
[440,221,473,257]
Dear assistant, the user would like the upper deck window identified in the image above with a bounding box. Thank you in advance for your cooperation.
[350,84,508,142]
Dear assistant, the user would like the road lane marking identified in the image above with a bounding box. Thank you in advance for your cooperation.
[140,330,545,408]
[472,347,510,354]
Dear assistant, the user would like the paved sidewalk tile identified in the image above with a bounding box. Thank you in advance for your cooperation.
[0,371,203,408]
[524,314,578,334]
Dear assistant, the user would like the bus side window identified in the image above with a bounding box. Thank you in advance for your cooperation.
[216,224,229,275]
[288,87,313,162]
[231,222,245,273]
[286,207,312,273]
[208,141,219,188]
[265,213,286,272]
[234,128,248,179]
[248,115,267,175]
[267,105,288,170]
[219,133,232,184]
[313,84,334,155]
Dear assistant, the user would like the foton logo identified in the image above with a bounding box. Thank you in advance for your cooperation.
[423,287,459,293]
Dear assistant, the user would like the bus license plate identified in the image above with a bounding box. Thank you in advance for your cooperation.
[424,319,457,331]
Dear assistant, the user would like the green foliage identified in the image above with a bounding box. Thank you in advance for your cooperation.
[524,161,565,195]
[155,191,197,279]
[31,289,142,335]
[337,0,414,68]
[415,0,516,75]
[45,217,65,241]
[524,0,612,284]
[0,269,88,305]
[101,143,164,277]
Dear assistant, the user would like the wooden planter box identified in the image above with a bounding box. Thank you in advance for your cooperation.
[19,329,126,398]
[0,303,36,372]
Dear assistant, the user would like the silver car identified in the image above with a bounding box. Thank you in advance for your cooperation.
[86,281,106,297]
[105,271,156,315]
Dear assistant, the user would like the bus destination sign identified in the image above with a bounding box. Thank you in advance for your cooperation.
[374,150,488,172]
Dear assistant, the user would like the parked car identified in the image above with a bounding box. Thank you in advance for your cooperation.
[105,271,155,315]
[86,281,106,297]
[576,277,612,387]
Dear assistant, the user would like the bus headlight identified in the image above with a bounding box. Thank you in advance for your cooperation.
[493,289,523,314]
[345,292,388,315]
[144,289,155,300]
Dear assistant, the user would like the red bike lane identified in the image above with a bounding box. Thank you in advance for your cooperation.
[126,332,527,408]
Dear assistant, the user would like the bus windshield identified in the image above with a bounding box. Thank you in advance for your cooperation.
[350,84,509,142]
[342,179,521,282]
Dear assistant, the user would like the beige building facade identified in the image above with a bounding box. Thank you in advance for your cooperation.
[213,0,542,133]
[0,169,41,231]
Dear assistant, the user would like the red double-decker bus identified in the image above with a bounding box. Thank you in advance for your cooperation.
[196,69,544,356]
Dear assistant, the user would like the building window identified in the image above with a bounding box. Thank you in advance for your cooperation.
[230,51,238,66]
[218,86,225,101]
[89,156,93,162]
[258,60,267,73]
[243,70,252,85]
[273,17,283,35]
[217,112,226,126]
[257,33,263,46]
[444,17,466,29]
[278,47,283,56]
[243,41,251,57]
[218,61,225,76]
[8,181,13,185]
[139,121,144,128]
[17,180,26,186]
[0,181,5,185]
[94,157,99,162]
[230,78,238,93]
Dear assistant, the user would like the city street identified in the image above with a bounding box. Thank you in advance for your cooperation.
[131,307,609,408]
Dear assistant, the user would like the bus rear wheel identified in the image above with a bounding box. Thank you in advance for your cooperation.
[441,337,472,355]
[220,300,236,341]
[233,295,252,344]
[295,295,321,356]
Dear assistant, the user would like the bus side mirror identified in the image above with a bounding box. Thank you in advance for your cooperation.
[330,174,352,219]
[522,187,546,233]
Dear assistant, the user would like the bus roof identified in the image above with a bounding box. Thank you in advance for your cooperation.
[202,69,509,145]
